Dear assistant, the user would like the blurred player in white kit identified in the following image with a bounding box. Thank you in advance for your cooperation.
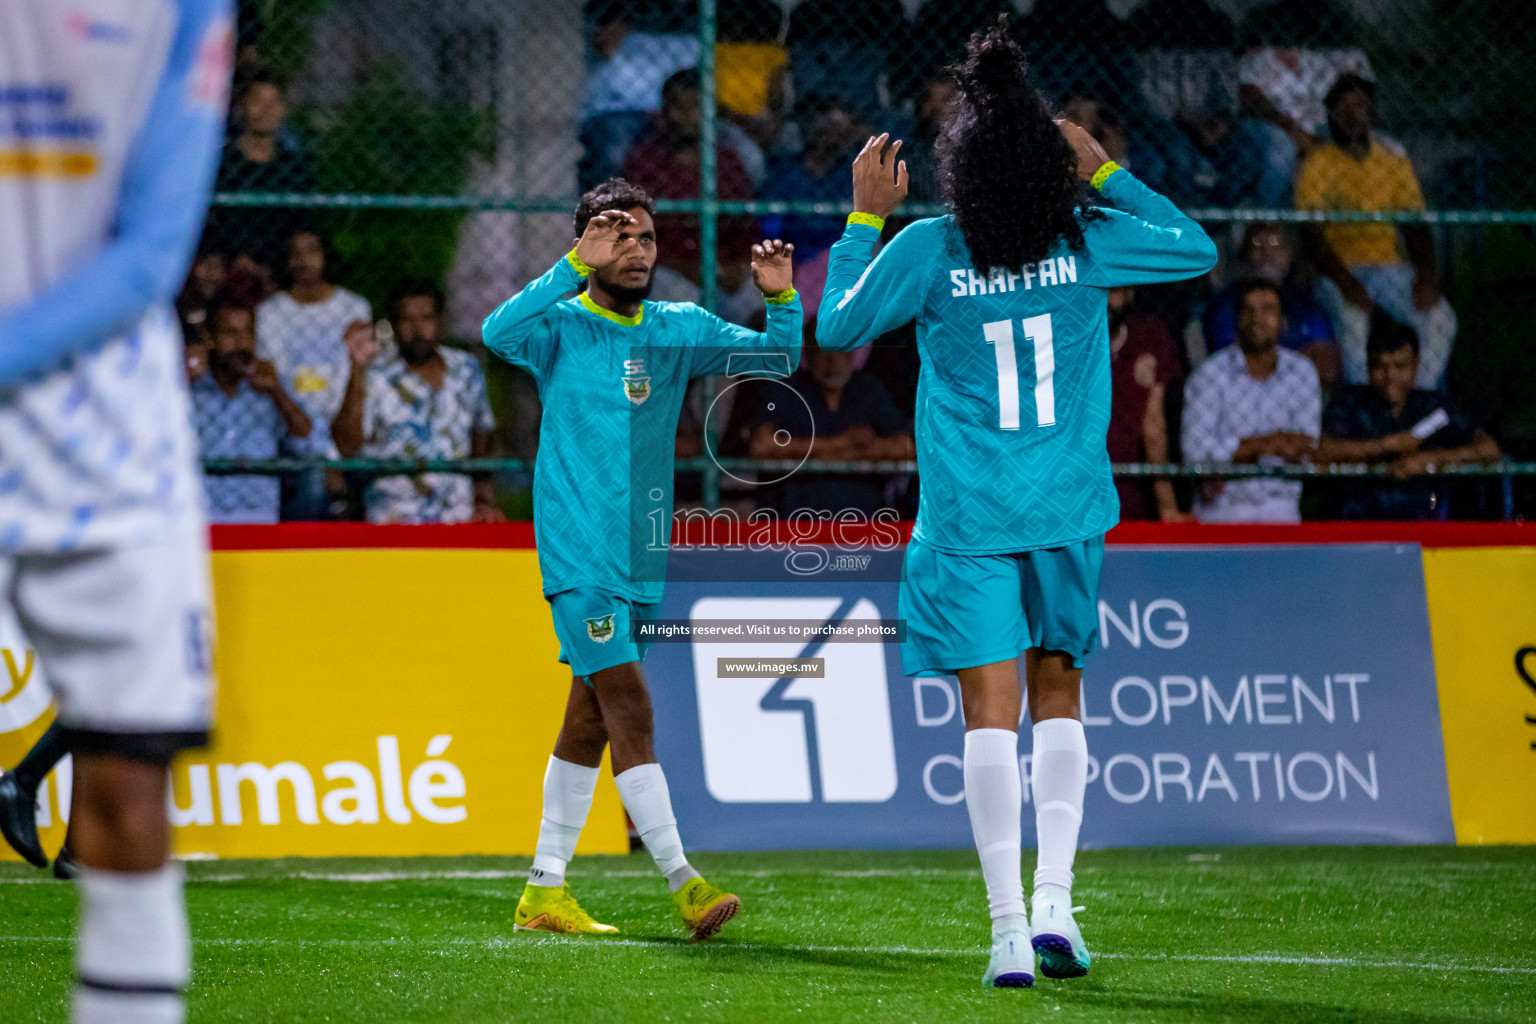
[0,2,232,1021]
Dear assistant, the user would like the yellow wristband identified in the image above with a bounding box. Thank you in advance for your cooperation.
[1089,161,1123,192]
[565,249,593,278]
[847,212,886,231]
[763,287,797,305]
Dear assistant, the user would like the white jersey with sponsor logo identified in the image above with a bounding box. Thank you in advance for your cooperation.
[0,0,231,553]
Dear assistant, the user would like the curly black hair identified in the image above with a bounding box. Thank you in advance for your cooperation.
[939,19,1103,275]
[573,177,656,238]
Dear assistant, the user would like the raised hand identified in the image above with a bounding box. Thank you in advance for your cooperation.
[751,239,795,295]
[1057,119,1110,182]
[852,133,909,221]
[343,318,378,369]
[575,209,641,271]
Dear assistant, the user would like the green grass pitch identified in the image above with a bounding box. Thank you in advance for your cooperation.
[3,846,1533,1022]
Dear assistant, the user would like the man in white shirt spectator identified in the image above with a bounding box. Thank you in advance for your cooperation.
[258,230,371,445]
[1183,279,1321,523]
[257,229,371,516]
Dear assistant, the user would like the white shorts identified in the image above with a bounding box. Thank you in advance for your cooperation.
[0,524,215,760]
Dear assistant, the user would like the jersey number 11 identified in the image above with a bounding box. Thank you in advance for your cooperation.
[982,315,1054,430]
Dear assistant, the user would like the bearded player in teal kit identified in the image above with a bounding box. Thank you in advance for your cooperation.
[481,179,801,939]
[818,25,1216,988]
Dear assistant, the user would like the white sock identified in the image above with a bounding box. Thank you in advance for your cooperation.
[529,756,600,888]
[963,728,1026,928]
[74,864,189,1024]
[614,763,697,892]
[1031,717,1088,901]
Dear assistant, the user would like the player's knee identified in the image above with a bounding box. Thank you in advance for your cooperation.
[76,756,167,832]
[563,712,608,753]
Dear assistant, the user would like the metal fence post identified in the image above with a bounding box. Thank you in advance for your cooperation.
[699,0,721,510]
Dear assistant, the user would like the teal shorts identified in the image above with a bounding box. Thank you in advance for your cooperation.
[900,534,1105,677]
[549,588,657,681]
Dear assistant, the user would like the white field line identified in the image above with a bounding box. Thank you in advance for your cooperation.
[0,867,974,884]
[0,932,1531,976]
[208,868,973,884]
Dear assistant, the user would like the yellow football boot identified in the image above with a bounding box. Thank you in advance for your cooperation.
[514,882,619,935]
[672,877,740,941]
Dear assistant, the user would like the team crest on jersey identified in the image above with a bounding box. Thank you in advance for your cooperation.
[585,613,616,643]
[622,358,651,406]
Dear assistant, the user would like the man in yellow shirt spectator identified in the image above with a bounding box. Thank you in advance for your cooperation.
[1297,74,1456,390]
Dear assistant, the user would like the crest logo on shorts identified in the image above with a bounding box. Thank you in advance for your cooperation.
[622,358,651,406]
[585,613,616,643]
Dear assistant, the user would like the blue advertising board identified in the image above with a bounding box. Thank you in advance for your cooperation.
[645,543,1455,850]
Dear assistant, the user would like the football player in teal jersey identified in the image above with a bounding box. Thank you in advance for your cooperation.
[481,178,801,939]
[817,25,1216,988]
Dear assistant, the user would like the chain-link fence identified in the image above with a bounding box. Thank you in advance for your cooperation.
[189,0,1536,524]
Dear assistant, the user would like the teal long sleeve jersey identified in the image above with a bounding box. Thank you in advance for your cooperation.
[483,254,803,603]
[816,168,1217,554]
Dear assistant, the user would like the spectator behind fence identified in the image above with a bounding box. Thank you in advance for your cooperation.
[1318,315,1500,520]
[746,329,913,516]
[1203,222,1340,387]
[257,230,373,518]
[190,300,313,524]
[1298,74,1456,390]
[177,245,228,340]
[1236,28,1373,207]
[258,231,372,455]
[761,95,872,263]
[622,69,760,288]
[1107,288,1187,523]
[1182,279,1320,523]
[331,282,501,524]
[206,71,315,287]
[578,0,699,190]
[715,0,790,153]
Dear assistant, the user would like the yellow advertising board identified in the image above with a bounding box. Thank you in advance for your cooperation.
[1423,547,1536,845]
[7,537,1535,859]
[0,548,628,862]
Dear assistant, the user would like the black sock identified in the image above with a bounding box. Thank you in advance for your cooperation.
[10,720,68,793]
